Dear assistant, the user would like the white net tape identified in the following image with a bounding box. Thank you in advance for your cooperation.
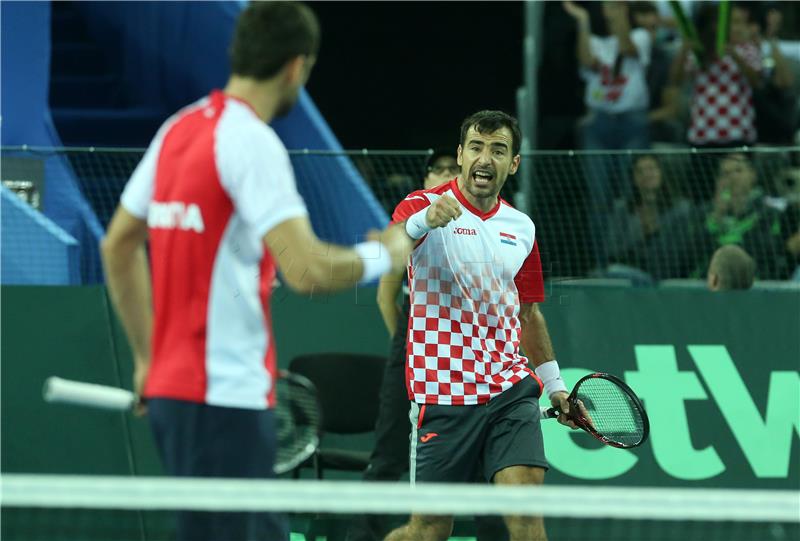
[2,475,798,523]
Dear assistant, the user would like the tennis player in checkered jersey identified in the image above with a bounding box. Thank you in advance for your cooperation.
[384,111,577,541]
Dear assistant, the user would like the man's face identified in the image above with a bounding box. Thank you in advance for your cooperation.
[603,1,628,23]
[424,156,459,190]
[633,10,659,35]
[730,7,751,45]
[457,126,520,202]
[276,55,316,118]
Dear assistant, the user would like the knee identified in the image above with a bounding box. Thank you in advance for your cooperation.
[413,516,454,541]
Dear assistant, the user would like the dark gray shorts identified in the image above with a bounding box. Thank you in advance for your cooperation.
[409,376,548,484]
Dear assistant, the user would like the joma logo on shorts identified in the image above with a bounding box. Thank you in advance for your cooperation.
[148,201,205,233]
[453,227,477,236]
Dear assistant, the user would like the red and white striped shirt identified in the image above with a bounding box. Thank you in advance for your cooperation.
[392,180,545,406]
[120,91,308,410]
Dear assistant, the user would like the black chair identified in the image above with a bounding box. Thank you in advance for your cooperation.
[288,352,387,540]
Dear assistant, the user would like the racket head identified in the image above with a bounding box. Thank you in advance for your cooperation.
[568,373,650,449]
[273,370,321,475]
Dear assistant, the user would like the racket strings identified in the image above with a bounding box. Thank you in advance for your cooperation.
[574,378,645,446]
[274,377,320,474]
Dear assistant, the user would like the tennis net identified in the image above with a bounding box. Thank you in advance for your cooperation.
[2,474,798,541]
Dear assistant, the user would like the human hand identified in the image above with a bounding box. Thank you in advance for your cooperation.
[550,391,579,429]
[425,194,462,229]
[368,224,414,275]
[562,1,590,25]
[133,358,149,416]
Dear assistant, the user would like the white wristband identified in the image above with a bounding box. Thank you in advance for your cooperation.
[534,360,568,398]
[355,241,392,284]
[404,207,432,240]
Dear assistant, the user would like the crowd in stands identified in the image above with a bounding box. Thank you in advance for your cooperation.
[559,0,800,282]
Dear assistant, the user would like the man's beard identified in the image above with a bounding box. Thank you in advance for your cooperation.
[275,91,299,118]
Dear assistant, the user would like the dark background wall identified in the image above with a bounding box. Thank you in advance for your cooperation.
[305,2,524,150]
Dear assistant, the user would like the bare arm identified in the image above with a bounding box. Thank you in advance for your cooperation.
[519,302,556,368]
[376,270,405,336]
[101,206,152,396]
[264,217,410,294]
[669,42,691,85]
[520,302,576,427]
[563,1,594,69]
[611,17,637,58]
[769,40,794,90]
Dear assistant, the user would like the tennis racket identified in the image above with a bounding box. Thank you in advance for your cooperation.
[42,371,320,475]
[540,372,649,449]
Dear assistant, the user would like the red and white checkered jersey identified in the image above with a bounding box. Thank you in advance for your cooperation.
[687,43,761,145]
[392,180,545,406]
[120,90,308,410]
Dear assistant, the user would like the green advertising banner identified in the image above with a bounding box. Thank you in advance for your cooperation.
[2,285,798,490]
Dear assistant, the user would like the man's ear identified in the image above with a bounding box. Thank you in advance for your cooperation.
[283,56,305,85]
[457,145,463,166]
[510,154,521,175]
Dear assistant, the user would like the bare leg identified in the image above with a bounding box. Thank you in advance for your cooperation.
[383,514,454,541]
[493,465,548,541]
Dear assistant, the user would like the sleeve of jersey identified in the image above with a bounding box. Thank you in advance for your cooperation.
[514,240,545,304]
[217,125,308,238]
[390,191,431,226]
[631,28,652,66]
[120,136,160,219]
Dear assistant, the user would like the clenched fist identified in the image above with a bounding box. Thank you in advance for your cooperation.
[426,194,462,229]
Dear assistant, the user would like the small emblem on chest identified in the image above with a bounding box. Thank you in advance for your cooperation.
[499,232,517,246]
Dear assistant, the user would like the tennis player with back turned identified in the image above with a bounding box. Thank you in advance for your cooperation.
[100,3,412,541]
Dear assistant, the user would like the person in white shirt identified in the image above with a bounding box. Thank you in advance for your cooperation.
[563,0,653,268]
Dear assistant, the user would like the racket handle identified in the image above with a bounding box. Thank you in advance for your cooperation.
[540,406,559,419]
[43,377,135,411]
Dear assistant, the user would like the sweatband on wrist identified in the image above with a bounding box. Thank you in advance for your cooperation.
[405,208,432,240]
[534,360,568,397]
[355,241,392,284]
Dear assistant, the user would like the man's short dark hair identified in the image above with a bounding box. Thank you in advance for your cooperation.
[459,110,522,156]
[230,2,320,81]
[630,1,658,17]
[425,147,457,174]
[709,245,756,290]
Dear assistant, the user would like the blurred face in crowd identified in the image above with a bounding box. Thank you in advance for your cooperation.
[424,156,459,189]
[633,9,659,36]
[729,7,751,45]
[602,1,628,23]
[717,154,756,206]
[457,126,520,206]
[633,156,662,196]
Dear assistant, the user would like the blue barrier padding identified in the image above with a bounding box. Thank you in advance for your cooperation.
[1,186,81,285]
[75,1,389,240]
[1,2,106,284]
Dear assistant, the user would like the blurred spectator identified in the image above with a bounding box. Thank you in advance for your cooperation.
[423,149,460,188]
[630,1,683,142]
[563,0,652,266]
[748,2,798,145]
[706,244,756,290]
[605,154,692,270]
[668,3,764,200]
[773,166,800,280]
[564,0,652,151]
[690,153,787,279]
